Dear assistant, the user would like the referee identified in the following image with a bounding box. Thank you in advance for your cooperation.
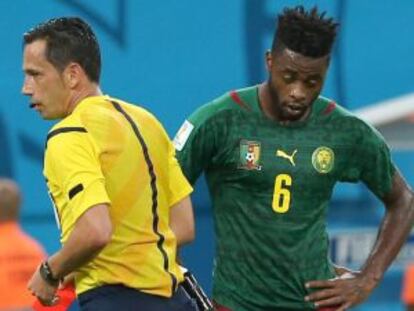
[22,17,198,311]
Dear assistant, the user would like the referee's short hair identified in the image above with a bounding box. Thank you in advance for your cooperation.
[23,17,101,83]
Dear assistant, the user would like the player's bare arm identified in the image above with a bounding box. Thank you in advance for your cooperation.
[305,171,414,310]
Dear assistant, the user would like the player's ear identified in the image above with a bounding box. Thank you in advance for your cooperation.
[265,50,273,72]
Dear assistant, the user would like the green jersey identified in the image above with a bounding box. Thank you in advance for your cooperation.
[174,85,395,311]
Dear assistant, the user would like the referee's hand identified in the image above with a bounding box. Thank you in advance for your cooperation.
[28,266,60,306]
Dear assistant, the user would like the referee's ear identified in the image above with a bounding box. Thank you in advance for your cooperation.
[63,62,85,89]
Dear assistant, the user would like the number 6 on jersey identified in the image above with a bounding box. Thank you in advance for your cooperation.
[272,174,292,213]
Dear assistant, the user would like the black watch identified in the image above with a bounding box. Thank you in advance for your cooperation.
[39,261,60,286]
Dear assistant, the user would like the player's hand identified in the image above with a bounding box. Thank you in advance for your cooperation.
[28,267,60,306]
[304,271,379,311]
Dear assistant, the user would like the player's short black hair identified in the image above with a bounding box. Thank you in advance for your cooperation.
[23,17,101,83]
[272,6,338,58]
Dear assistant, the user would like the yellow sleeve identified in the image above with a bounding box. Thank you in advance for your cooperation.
[46,130,111,224]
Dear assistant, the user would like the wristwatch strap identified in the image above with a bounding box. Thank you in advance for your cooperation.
[39,261,60,286]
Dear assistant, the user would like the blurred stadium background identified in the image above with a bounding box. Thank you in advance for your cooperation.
[1,0,414,310]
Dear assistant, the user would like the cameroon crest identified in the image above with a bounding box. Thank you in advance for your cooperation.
[312,147,334,174]
[239,140,262,170]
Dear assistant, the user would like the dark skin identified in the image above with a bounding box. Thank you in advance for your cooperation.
[260,47,414,310]
[305,172,414,310]
[408,305,414,311]
[259,48,329,124]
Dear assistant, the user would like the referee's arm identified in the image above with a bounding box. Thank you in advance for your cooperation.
[170,196,195,246]
[48,203,112,279]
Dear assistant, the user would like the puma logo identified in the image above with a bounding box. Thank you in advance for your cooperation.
[276,149,297,166]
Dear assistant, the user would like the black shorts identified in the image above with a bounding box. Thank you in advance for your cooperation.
[78,284,199,311]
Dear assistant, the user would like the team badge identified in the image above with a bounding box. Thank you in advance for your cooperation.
[239,140,262,170]
[312,146,334,174]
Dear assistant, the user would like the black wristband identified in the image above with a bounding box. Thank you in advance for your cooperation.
[39,261,60,286]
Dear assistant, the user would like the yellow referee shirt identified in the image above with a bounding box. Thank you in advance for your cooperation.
[44,95,192,297]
